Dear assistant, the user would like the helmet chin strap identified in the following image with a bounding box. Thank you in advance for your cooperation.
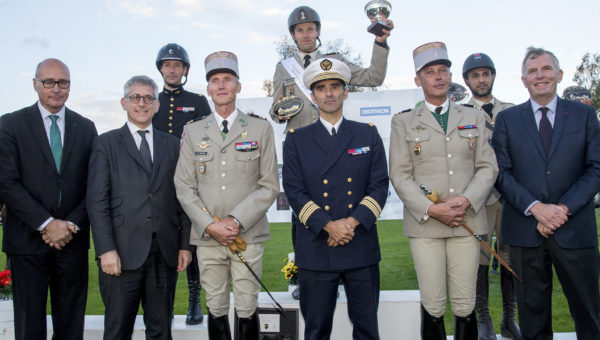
[164,74,187,89]
[295,37,322,54]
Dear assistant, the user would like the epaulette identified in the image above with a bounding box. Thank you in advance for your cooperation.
[325,52,341,56]
[197,93,204,97]
[368,123,374,127]
[395,108,411,115]
[288,128,295,133]
[186,116,208,125]
[462,103,475,108]
[248,113,267,120]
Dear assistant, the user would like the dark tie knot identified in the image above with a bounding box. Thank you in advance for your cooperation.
[434,106,443,115]
[481,103,494,117]
[304,55,311,68]
[222,120,229,133]
[331,127,337,136]
[137,130,149,138]
[539,107,550,116]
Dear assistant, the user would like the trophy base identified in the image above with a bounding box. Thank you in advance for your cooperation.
[367,20,391,37]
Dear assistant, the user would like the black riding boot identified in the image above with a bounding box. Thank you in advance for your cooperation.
[186,280,204,324]
[421,304,446,340]
[236,309,259,340]
[455,310,478,340]
[499,266,522,339]
[476,265,496,339]
[208,310,232,340]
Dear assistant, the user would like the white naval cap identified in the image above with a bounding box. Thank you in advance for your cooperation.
[413,41,452,73]
[303,58,351,89]
[204,51,239,81]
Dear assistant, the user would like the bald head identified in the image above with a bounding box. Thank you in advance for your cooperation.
[33,58,71,114]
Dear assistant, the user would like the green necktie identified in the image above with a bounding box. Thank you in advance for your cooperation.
[49,115,62,171]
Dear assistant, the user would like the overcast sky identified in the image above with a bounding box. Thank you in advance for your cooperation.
[1,0,599,132]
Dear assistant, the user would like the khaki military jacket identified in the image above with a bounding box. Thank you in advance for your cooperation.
[466,97,514,205]
[270,43,389,131]
[389,102,498,238]
[175,110,280,246]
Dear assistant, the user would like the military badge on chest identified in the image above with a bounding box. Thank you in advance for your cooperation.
[235,141,258,152]
[413,125,425,155]
[458,125,477,151]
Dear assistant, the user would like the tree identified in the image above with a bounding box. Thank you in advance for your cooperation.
[262,35,379,96]
[573,52,600,111]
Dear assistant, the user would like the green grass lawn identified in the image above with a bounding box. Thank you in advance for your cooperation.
[0,217,593,333]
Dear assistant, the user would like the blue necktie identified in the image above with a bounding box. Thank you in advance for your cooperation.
[538,107,552,156]
[49,115,62,171]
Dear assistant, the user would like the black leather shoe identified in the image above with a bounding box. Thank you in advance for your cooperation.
[421,304,446,340]
[208,310,232,340]
[455,311,478,340]
[236,309,259,340]
[186,280,204,325]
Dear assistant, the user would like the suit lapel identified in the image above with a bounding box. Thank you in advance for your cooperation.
[27,105,57,174]
[60,109,77,173]
[222,110,247,147]
[119,124,148,173]
[311,122,331,155]
[520,101,546,159]
[320,119,352,176]
[416,104,444,134]
[204,114,224,148]
[446,104,461,135]
[151,129,165,183]
[547,98,568,159]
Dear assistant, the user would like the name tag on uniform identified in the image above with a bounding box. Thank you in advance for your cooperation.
[348,146,370,155]
[176,107,196,112]
[458,125,477,130]
[235,141,258,152]
[194,151,208,156]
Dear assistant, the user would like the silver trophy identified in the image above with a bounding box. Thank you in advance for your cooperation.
[270,78,304,119]
[365,0,392,37]
[448,83,469,103]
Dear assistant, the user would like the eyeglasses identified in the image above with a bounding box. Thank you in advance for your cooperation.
[126,94,156,104]
[36,78,70,89]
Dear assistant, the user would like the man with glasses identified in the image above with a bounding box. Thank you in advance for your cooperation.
[87,75,192,339]
[0,58,97,339]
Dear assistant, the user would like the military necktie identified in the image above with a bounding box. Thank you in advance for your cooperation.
[304,55,311,68]
[138,130,153,174]
[435,106,443,114]
[221,120,229,140]
[538,107,552,156]
[481,103,494,119]
[49,115,62,171]
[331,127,336,136]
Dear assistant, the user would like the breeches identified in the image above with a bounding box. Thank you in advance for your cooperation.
[480,200,510,265]
[410,236,479,317]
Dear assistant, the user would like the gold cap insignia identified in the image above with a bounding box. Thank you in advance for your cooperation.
[320,59,332,71]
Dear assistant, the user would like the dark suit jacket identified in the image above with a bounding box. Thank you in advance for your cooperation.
[492,98,600,248]
[87,124,191,270]
[282,119,389,271]
[0,103,97,254]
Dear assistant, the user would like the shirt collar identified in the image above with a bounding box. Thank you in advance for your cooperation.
[472,97,496,108]
[214,108,238,130]
[319,116,343,135]
[38,101,65,121]
[424,98,450,115]
[297,50,320,64]
[127,121,153,136]
[530,95,558,114]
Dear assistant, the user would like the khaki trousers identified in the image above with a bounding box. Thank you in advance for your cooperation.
[410,236,479,317]
[480,200,510,265]
[197,243,263,318]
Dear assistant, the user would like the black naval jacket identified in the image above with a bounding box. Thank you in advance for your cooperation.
[153,86,211,138]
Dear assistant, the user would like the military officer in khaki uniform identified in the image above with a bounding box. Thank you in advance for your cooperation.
[462,53,520,340]
[270,5,393,131]
[174,51,279,340]
[389,42,498,340]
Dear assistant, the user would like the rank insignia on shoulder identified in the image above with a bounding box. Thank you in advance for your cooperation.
[177,107,196,112]
[396,108,411,115]
[348,146,370,155]
[458,125,477,130]
[187,116,207,125]
[288,128,295,133]
[235,141,258,152]
[462,103,475,108]
[248,113,266,120]
[368,123,374,127]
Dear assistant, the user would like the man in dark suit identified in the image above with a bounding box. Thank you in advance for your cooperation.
[282,58,388,339]
[87,75,192,339]
[492,47,600,340]
[0,58,97,340]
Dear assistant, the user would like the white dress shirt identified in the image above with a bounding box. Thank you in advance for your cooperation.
[127,121,154,161]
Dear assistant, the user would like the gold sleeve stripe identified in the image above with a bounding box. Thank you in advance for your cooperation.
[299,201,320,225]
[360,196,382,218]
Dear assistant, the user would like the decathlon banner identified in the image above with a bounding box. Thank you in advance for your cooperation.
[230,89,424,222]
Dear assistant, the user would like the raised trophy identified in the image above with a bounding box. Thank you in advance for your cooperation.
[271,78,304,120]
[365,0,392,37]
[563,86,592,102]
[448,82,469,103]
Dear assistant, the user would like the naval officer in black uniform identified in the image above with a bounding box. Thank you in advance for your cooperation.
[153,43,211,325]
[282,58,389,340]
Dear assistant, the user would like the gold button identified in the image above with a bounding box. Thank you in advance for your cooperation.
[168,129,173,133]
[170,104,174,107]
[169,116,173,120]
[347,191,352,196]
[324,205,330,211]
[169,110,173,114]
[168,123,172,127]
[348,204,353,208]
[347,177,352,183]
[170,97,175,101]
[323,192,328,197]
[323,179,328,184]
[305,226,309,229]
